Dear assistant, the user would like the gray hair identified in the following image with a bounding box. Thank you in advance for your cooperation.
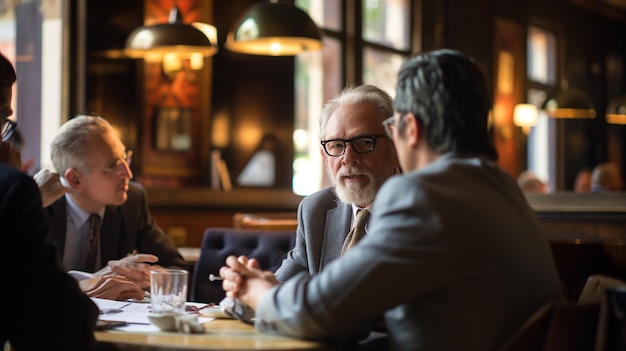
[319,85,393,140]
[51,115,114,176]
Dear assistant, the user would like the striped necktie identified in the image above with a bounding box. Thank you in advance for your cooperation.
[341,209,371,255]
[85,213,100,272]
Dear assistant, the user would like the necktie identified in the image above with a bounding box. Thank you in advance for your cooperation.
[341,209,371,255]
[85,213,101,272]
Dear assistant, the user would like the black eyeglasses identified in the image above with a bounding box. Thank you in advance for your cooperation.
[1,119,17,142]
[320,134,387,157]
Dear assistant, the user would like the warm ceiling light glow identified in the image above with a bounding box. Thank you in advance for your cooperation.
[513,104,539,135]
[606,94,626,125]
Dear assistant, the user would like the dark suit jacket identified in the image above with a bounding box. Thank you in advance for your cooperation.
[47,181,185,271]
[0,164,98,350]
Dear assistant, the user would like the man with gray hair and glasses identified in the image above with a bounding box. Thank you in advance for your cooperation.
[44,115,185,299]
[215,84,398,347]
[274,84,400,282]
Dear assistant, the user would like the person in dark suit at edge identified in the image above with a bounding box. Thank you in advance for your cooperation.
[0,51,98,350]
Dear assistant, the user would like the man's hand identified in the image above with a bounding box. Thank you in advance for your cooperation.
[81,276,145,301]
[33,169,67,207]
[219,255,279,310]
[0,141,21,170]
[94,254,159,289]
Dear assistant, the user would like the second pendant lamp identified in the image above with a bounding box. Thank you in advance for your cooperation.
[225,0,323,56]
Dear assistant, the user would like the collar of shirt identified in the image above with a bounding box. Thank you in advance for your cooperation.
[350,203,372,231]
[65,193,105,227]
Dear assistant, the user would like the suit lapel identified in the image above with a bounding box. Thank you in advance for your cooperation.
[100,205,122,268]
[48,198,68,258]
[320,202,351,270]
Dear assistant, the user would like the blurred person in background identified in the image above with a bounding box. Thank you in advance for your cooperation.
[591,162,623,192]
[517,170,548,194]
[574,167,592,193]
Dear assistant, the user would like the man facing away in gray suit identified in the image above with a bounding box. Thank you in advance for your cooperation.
[220,49,563,351]
[274,84,400,282]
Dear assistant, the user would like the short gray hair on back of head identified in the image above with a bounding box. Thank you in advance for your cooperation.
[51,115,113,176]
[319,84,393,140]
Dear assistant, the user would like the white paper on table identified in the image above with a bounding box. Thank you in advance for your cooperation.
[91,297,214,331]
[67,270,94,281]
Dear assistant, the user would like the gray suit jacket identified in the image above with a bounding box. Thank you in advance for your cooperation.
[47,182,185,271]
[255,154,563,351]
[274,186,352,281]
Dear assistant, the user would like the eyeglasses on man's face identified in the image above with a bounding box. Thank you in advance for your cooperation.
[100,149,133,176]
[320,134,387,157]
[1,119,17,142]
[383,113,407,139]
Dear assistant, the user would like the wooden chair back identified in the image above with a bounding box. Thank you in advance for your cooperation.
[500,300,602,351]
[233,212,298,231]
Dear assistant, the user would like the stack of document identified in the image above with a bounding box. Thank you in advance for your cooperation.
[93,298,213,332]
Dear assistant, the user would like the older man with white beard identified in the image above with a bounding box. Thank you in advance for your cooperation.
[274,84,400,281]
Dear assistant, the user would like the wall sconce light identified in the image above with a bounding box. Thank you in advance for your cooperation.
[513,104,538,135]
[162,52,205,80]
[606,94,626,125]
[124,3,218,61]
[541,87,596,119]
[225,0,323,56]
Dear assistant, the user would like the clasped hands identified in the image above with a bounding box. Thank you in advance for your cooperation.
[219,255,280,311]
[83,254,165,301]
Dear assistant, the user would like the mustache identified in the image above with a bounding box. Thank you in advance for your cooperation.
[336,166,371,178]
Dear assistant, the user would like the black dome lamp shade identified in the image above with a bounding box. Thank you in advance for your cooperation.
[125,4,217,59]
[225,0,323,56]
[541,87,596,119]
[606,94,626,125]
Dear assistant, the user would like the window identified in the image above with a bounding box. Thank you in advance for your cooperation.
[293,0,417,195]
[527,26,557,86]
[526,24,558,191]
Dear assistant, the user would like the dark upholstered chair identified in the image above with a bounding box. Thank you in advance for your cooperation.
[191,227,296,303]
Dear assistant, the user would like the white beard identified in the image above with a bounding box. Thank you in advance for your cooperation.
[328,166,377,205]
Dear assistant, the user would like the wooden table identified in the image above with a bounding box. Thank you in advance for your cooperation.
[95,318,336,351]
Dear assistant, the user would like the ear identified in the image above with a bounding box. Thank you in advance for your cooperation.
[64,168,82,190]
[319,147,327,160]
[404,113,421,147]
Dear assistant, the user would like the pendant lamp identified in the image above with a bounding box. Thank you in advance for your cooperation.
[606,94,626,125]
[541,87,596,119]
[225,0,323,56]
[125,4,218,60]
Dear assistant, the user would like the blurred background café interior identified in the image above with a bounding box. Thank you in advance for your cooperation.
[1,0,626,248]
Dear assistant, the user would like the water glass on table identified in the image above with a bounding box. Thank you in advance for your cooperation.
[150,269,188,314]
